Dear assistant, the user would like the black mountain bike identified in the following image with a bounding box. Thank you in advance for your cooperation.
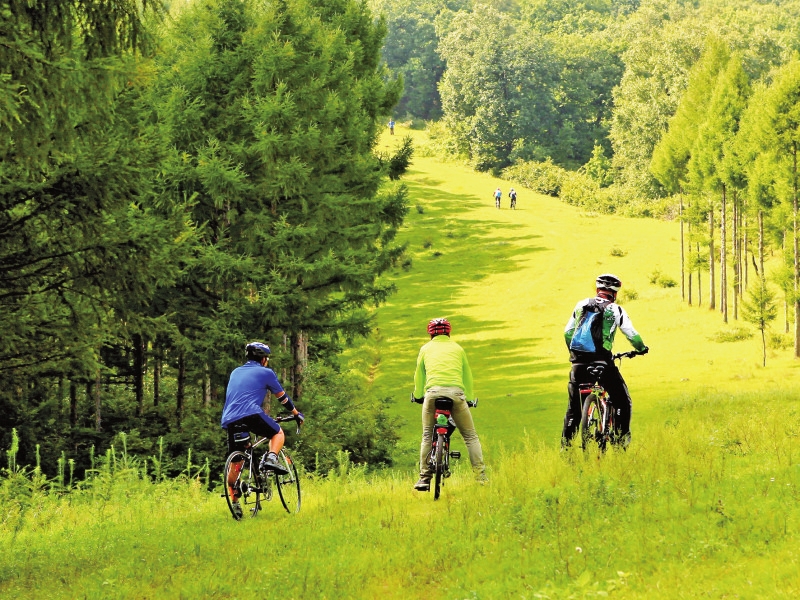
[412,394,478,500]
[580,350,646,451]
[223,416,301,519]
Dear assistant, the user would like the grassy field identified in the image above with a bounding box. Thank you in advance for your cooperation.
[359,126,800,468]
[3,126,800,598]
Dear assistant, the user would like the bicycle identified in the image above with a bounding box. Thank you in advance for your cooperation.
[222,416,302,519]
[411,394,478,500]
[579,350,646,451]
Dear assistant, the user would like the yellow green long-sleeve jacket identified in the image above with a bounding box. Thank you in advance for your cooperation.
[413,335,474,400]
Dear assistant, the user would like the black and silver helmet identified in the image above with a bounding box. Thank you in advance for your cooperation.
[596,273,622,292]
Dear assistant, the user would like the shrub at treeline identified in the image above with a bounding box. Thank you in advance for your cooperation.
[0,0,407,476]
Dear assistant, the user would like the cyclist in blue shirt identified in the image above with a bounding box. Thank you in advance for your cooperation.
[222,342,304,518]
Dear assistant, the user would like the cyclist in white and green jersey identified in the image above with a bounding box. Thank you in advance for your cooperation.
[412,318,486,491]
[562,274,648,448]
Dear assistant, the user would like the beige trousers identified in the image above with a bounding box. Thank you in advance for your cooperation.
[419,386,485,479]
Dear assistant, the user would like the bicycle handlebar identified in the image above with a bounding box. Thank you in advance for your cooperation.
[410,393,478,407]
[274,414,302,435]
[612,349,648,360]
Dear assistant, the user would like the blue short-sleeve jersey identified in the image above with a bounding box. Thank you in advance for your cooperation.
[220,361,285,428]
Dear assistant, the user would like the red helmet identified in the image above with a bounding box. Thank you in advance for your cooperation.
[427,318,451,337]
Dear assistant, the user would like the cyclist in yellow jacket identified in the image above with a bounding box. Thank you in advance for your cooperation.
[412,318,486,491]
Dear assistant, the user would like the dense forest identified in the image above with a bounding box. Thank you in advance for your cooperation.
[4,0,800,475]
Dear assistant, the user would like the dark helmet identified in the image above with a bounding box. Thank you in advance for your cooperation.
[245,341,271,360]
[427,318,452,337]
[596,273,622,292]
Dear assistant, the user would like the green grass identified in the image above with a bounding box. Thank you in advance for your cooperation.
[2,392,799,598]
[3,125,800,598]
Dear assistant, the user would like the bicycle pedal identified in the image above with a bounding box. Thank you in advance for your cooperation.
[449,451,461,459]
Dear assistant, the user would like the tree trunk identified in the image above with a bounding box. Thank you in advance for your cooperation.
[291,331,308,401]
[680,194,685,302]
[721,186,728,323]
[134,333,145,417]
[69,381,78,427]
[794,141,800,358]
[688,220,693,306]
[743,213,748,290]
[203,363,212,408]
[732,191,738,320]
[153,345,161,407]
[176,351,185,425]
[758,213,764,281]
[709,202,716,310]
[94,370,102,433]
[697,242,702,306]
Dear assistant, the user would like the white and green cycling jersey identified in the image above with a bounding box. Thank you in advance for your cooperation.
[564,296,646,357]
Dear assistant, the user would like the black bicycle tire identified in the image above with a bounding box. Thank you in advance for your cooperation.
[224,451,261,519]
[580,394,605,451]
[275,451,301,514]
[433,433,445,500]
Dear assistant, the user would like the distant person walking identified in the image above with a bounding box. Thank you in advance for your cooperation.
[509,188,517,210]
[494,187,502,209]
[388,118,395,135]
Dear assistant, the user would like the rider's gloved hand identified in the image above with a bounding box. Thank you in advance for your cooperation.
[641,346,649,355]
[295,412,305,426]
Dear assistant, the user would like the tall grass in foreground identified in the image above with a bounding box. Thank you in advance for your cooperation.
[1,391,799,599]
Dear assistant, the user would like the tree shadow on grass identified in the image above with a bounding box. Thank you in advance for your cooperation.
[371,172,570,453]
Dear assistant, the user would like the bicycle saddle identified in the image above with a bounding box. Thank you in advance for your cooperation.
[586,364,605,380]
[433,397,454,411]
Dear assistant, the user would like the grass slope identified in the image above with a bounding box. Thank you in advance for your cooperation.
[3,127,800,599]
[359,127,800,468]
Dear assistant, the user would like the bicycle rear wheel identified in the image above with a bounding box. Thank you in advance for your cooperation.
[580,394,606,451]
[433,433,445,500]
[275,451,301,514]
[224,451,261,520]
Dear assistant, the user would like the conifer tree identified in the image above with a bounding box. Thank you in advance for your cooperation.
[151,0,405,397]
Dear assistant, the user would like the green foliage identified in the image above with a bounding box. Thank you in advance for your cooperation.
[503,158,568,197]
[610,246,628,257]
[582,144,615,188]
[292,363,401,472]
[618,286,638,302]
[649,268,678,288]
[742,279,778,365]
[437,3,623,172]
[379,136,415,180]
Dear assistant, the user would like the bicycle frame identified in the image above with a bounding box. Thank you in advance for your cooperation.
[411,394,476,499]
[579,350,645,451]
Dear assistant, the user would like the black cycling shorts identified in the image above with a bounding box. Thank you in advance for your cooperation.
[225,412,281,454]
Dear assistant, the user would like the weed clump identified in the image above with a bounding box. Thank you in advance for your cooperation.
[416,204,424,214]
[618,287,638,302]
[610,246,628,257]
[768,332,792,350]
[709,327,754,343]
[649,268,677,288]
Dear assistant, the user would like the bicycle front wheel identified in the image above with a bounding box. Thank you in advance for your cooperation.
[275,451,301,514]
[433,433,445,500]
[580,395,606,451]
[224,451,261,520]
